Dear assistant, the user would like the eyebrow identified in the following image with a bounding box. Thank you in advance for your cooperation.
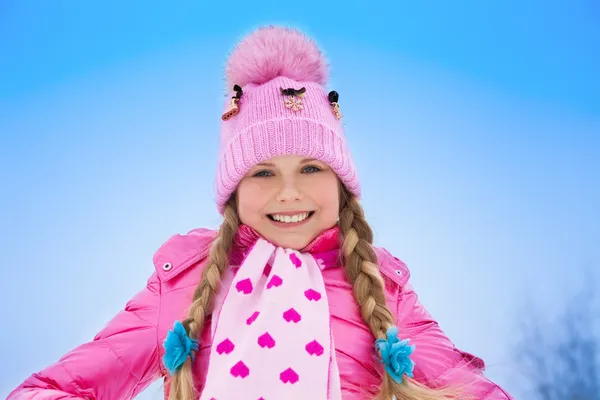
[255,158,317,167]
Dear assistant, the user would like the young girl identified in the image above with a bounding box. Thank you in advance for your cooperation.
[8,26,513,400]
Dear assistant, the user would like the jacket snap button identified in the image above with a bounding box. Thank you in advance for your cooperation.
[395,269,402,276]
[162,262,173,271]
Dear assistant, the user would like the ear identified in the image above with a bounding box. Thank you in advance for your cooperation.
[338,181,349,211]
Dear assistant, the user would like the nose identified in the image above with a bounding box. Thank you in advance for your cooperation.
[275,180,303,203]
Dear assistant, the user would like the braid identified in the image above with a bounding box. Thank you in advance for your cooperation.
[339,196,394,339]
[168,199,239,400]
[339,188,468,400]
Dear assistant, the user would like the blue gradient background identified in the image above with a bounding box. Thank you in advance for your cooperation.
[1,1,599,399]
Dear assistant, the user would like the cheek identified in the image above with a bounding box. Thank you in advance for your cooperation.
[309,175,340,218]
[237,181,268,222]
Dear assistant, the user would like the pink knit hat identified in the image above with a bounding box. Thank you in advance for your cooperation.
[215,26,361,213]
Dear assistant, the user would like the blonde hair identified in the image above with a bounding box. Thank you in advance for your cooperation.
[168,188,469,399]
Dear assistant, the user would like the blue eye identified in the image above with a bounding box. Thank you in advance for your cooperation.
[253,170,273,177]
[302,165,322,173]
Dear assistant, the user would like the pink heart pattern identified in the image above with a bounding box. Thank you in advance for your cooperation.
[246,311,260,325]
[282,307,301,323]
[289,253,302,268]
[305,340,324,356]
[257,332,276,349]
[262,263,272,277]
[266,274,283,289]
[235,278,253,295]
[280,367,299,384]
[200,241,340,399]
[304,288,321,302]
[230,361,250,378]
[216,338,235,355]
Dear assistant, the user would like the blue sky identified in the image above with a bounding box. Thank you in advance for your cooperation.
[1,1,599,399]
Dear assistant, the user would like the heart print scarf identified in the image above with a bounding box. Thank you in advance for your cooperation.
[199,237,342,399]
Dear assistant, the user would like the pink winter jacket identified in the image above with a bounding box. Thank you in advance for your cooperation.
[8,227,513,399]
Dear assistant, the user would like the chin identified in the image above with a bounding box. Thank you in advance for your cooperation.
[261,230,315,250]
[268,236,310,250]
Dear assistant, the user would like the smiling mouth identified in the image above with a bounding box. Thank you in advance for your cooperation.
[267,211,315,224]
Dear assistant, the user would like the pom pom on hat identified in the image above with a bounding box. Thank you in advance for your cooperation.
[225,25,329,90]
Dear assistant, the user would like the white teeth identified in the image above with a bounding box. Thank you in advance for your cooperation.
[272,212,310,223]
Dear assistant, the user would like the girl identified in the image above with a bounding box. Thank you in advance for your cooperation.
[8,26,513,400]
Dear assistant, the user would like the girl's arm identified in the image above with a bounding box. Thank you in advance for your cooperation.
[397,282,514,399]
[7,273,162,400]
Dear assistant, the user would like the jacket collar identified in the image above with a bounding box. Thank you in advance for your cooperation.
[230,224,341,269]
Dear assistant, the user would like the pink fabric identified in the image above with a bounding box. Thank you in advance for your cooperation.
[230,224,341,265]
[7,227,514,399]
[201,239,342,399]
[215,27,360,213]
[225,26,329,90]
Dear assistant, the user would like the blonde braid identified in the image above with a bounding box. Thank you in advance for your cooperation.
[339,188,467,400]
[168,199,239,400]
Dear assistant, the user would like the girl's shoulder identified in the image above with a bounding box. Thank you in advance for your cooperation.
[373,246,411,289]
[151,227,217,285]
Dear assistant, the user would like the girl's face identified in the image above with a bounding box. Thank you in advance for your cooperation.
[237,155,340,250]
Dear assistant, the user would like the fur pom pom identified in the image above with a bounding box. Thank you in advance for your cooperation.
[225,26,329,91]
